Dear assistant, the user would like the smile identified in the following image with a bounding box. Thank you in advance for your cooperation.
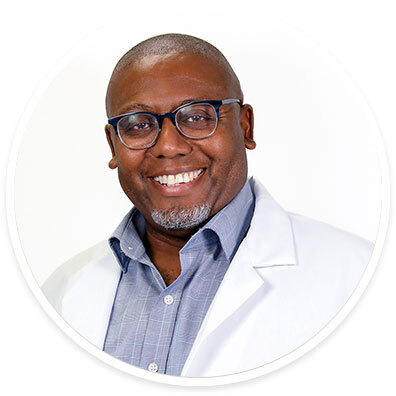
[153,169,204,187]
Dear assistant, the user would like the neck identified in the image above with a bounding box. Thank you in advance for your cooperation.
[143,222,199,286]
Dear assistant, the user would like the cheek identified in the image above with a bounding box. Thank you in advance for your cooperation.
[115,151,145,195]
[208,130,247,175]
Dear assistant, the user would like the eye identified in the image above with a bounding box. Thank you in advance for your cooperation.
[132,122,153,130]
[123,121,154,135]
[179,109,214,124]
[176,104,217,133]
[187,114,206,122]
[119,114,157,135]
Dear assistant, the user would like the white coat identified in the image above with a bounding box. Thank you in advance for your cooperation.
[42,178,373,377]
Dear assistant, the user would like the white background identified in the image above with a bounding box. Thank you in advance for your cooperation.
[1,0,395,394]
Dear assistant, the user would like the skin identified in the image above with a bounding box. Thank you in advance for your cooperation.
[105,52,256,285]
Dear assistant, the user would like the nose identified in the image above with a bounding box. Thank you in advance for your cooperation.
[149,117,192,158]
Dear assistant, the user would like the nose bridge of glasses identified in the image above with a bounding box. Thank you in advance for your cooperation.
[150,112,192,156]
[154,111,189,148]
[157,111,177,130]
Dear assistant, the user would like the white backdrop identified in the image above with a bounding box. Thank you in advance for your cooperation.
[1,0,395,394]
[12,15,382,285]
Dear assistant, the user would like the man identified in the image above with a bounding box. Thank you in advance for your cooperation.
[42,33,373,377]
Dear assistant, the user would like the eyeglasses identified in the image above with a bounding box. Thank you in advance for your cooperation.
[107,98,241,150]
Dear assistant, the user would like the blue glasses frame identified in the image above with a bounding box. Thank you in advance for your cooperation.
[107,98,241,149]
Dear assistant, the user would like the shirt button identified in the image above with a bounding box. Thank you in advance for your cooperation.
[163,295,174,305]
[148,362,158,372]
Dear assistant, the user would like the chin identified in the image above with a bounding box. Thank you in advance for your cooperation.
[150,203,211,230]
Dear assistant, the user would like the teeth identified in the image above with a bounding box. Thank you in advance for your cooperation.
[153,169,203,186]
[168,174,175,185]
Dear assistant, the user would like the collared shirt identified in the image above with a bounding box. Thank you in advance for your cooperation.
[103,180,255,375]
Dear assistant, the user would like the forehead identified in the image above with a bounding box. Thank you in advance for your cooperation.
[107,53,235,116]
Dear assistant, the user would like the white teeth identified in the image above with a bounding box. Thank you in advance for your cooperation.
[153,169,203,186]
[168,174,175,185]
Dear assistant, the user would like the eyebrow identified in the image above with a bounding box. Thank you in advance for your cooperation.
[118,97,209,115]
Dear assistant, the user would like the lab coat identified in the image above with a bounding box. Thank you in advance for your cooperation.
[42,178,373,377]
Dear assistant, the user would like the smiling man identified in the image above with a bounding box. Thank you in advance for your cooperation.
[43,33,373,377]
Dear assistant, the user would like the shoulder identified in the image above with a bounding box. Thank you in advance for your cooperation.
[248,176,373,295]
[249,176,373,263]
[41,240,112,312]
[289,212,373,258]
[287,212,373,283]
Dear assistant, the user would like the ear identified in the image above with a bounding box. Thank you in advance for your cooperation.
[105,124,118,169]
[240,104,256,150]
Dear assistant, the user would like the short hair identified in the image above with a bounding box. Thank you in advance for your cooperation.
[106,33,243,115]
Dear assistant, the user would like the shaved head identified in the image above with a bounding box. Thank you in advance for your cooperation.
[105,33,243,116]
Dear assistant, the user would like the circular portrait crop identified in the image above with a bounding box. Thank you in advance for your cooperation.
[7,5,388,387]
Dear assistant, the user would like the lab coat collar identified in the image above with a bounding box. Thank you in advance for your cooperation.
[247,177,297,268]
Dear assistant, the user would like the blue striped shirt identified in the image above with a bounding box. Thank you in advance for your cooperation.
[103,180,255,375]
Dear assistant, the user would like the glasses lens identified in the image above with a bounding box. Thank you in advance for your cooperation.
[176,103,217,138]
[117,114,158,148]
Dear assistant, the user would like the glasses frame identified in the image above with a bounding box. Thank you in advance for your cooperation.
[107,98,242,150]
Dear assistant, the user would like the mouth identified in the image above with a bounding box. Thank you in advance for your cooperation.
[152,168,204,187]
[148,168,206,197]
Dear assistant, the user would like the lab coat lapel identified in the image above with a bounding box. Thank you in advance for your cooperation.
[182,178,297,376]
[61,248,121,349]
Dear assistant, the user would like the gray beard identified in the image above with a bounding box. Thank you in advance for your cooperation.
[151,204,211,230]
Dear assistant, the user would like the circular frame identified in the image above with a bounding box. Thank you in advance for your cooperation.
[6,12,390,387]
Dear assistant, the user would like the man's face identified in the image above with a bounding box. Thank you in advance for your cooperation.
[105,53,255,232]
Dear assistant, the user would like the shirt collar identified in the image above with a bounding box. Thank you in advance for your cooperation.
[180,180,255,262]
[109,208,149,272]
